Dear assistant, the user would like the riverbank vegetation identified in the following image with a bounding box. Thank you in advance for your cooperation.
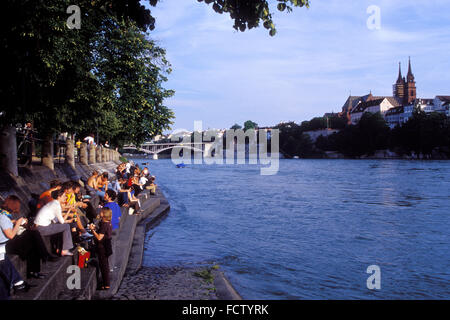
[278,111,450,159]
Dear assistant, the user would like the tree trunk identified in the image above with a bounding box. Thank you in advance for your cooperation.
[42,133,54,171]
[80,142,88,165]
[0,125,19,176]
[65,136,75,169]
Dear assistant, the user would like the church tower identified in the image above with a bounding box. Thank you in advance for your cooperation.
[393,62,405,102]
[393,58,417,105]
[405,57,416,104]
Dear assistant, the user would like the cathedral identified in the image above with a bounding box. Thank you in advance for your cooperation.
[339,58,417,124]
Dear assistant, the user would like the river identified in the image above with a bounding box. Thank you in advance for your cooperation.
[133,158,450,299]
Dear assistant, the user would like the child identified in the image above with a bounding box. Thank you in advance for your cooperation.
[89,207,113,290]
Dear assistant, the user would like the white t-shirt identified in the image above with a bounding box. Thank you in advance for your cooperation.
[84,136,94,145]
[34,200,64,226]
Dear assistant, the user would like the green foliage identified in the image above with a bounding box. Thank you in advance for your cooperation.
[316,111,450,158]
[197,0,310,36]
[93,19,174,146]
[244,120,258,131]
[193,268,214,284]
[230,123,242,130]
[318,113,389,157]
[119,156,129,163]
[275,122,314,157]
[389,110,449,157]
[1,0,174,147]
[300,116,347,131]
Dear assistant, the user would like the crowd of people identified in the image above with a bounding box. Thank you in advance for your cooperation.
[0,161,156,299]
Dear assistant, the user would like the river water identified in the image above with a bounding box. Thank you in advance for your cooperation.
[135,158,450,299]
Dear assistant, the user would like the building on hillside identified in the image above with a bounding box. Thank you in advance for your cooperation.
[349,97,400,125]
[340,93,374,124]
[385,97,449,128]
[432,96,450,116]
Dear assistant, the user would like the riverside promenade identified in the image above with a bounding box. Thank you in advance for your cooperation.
[0,157,163,300]
[0,153,241,300]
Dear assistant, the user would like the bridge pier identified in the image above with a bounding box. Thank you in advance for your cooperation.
[153,154,158,160]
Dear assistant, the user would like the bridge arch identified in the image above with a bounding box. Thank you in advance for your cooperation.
[122,145,205,155]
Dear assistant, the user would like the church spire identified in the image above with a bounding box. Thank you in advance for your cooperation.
[407,56,414,81]
[397,62,403,83]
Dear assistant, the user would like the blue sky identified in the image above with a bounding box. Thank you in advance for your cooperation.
[145,0,450,132]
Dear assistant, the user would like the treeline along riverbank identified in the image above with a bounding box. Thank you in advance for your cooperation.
[277,111,450,159]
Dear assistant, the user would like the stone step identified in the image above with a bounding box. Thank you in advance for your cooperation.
[125,187,170,275]
[126,202,170,276]
[138,198,160,222]
[57,267,97,300]
[12,255,74,300]
[7,254,27,281]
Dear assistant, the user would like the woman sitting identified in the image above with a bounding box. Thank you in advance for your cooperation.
[34,189,74,256]
[131,175,144,197]
[1,195,55,280]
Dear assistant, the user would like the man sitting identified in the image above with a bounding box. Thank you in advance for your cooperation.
[86,171,99,195]
[103,190,122,232]
[95,172,109,199]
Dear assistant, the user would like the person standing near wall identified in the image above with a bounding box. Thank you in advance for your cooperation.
[89,207,113,290]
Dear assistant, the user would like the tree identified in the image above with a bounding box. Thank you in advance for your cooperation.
[299,115,347,132]
[197,0,310,36]
[0,1,174,148]
[390,110,448,157]
[93,19,174,146]
[275,121,314,157]
[316,112,389,157]
[230,123,242,130]
[244,120,258,131]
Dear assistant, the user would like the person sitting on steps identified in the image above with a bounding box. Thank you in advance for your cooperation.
[34,189,75,257]
[1,196,55,282]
